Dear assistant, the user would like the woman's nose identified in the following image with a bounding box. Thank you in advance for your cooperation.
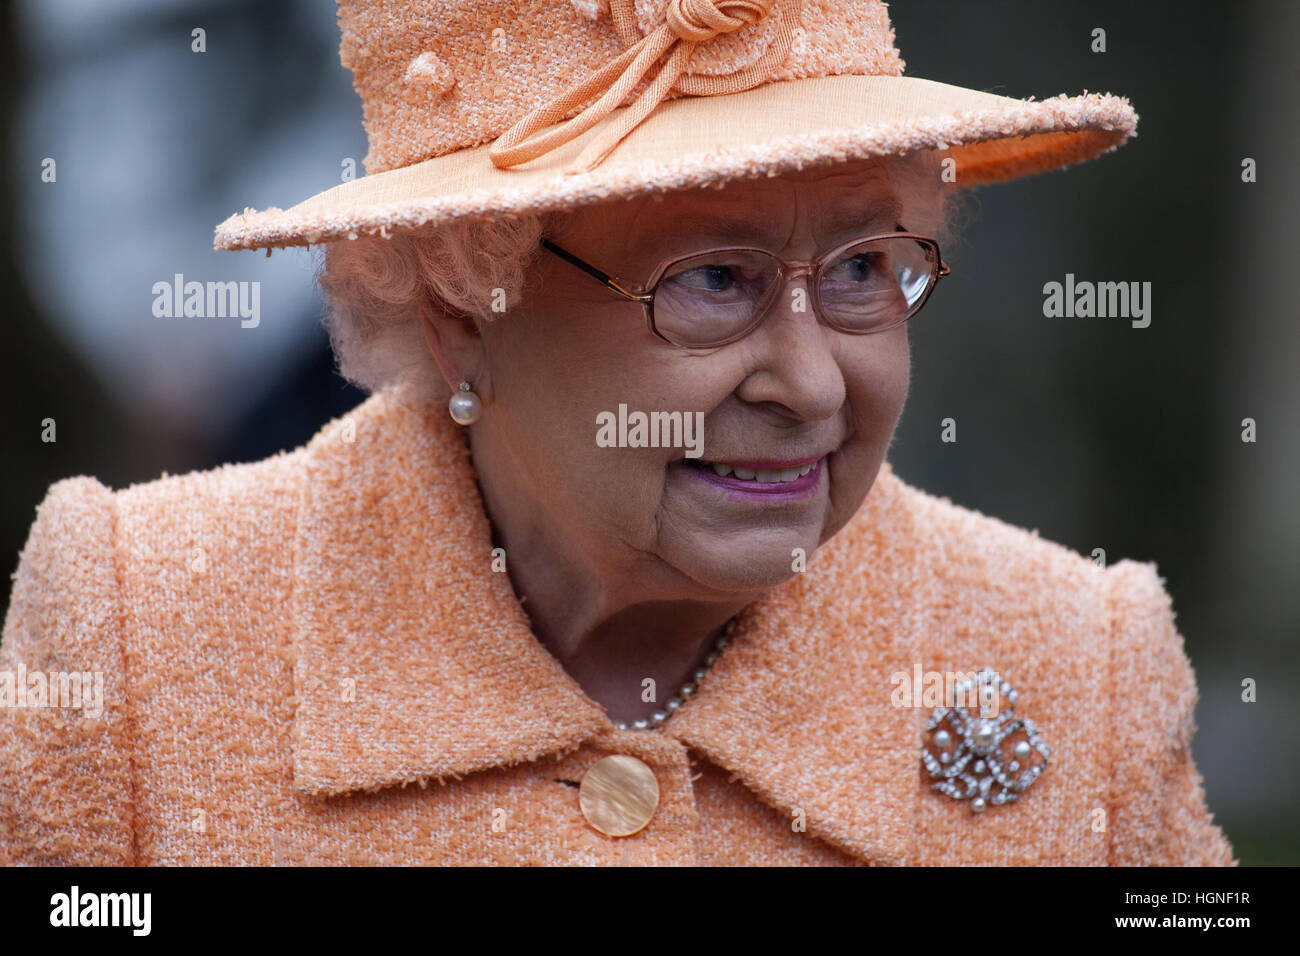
[733,268,847,422]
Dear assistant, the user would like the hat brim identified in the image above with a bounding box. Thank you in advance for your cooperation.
[213,74,1136,252]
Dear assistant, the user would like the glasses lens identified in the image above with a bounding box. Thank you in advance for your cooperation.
[652,250,779,347]
[818,236,936,332]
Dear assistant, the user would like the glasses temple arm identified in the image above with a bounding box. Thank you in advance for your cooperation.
[540,237,647,303]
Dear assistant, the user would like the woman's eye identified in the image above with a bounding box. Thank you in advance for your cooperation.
[672,264,736,293]
[828,253,881,283]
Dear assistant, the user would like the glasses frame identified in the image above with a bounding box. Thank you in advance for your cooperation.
[539,230,950,349]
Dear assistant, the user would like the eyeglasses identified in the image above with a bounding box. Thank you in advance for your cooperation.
[539,229,949,349]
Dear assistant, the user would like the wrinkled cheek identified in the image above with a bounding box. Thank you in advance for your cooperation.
[847,339,910,436]
[593,454,674,540]
[874,328,912,406]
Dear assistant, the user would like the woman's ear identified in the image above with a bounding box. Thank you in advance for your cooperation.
[420,297,492,404]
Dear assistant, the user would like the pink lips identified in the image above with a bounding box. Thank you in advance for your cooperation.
[683,457,825,501]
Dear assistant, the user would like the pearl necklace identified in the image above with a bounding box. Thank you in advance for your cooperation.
[614,616,737,731]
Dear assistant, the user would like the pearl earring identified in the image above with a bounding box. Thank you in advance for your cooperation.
[448,381,482,425]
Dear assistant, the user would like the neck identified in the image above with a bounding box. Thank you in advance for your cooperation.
[535,598,740,726]
[467,434,751,726]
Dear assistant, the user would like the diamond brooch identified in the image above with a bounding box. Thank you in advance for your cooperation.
[921,668,1051,813]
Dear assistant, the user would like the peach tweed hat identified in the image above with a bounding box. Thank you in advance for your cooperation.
[212,0,1138,252]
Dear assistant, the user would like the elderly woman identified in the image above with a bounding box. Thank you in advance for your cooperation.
[2,0,1234,866]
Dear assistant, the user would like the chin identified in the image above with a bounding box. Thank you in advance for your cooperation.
[663,529,819,595]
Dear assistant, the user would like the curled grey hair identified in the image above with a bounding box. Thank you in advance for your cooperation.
[316,149,961,405]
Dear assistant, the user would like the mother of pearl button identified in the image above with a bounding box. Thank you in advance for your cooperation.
[578,755,660,837]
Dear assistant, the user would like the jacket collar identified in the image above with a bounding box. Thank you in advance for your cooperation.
[290,382,922,864]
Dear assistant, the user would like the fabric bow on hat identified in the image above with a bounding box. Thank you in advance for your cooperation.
[490,0,801,174]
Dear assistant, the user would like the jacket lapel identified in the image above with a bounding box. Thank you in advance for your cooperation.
[289,381,609,796]
[664,462,922,865]
[290,381,921,864]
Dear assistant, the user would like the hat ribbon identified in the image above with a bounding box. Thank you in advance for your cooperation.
[489,0,793,175]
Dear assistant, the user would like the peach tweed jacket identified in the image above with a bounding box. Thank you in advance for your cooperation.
[1,381,1235,866]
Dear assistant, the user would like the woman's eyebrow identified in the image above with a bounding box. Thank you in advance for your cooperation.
[819,196,905,239]
[634,212,777,248]
[630,195,905,252]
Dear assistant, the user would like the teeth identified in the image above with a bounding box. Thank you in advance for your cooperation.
[701,460,818,482]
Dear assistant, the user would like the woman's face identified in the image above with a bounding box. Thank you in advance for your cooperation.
[472,157,920,598]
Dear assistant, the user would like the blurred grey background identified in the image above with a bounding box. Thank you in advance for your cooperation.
[2,0,1295,864]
